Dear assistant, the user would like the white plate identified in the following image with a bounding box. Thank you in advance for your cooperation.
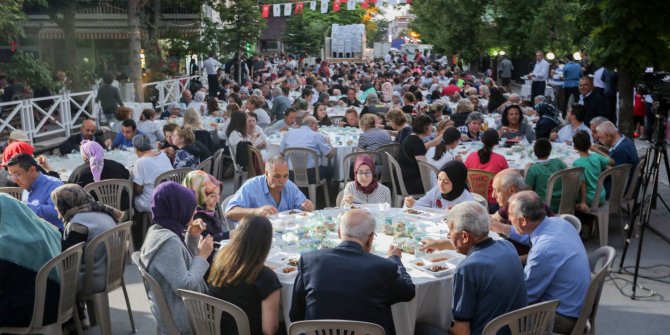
[417,260,456,277]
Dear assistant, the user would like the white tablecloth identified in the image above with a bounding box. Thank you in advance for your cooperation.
[520,84,555,102]
[266,207,478,334]
[48,149,138,181]
[453,142,579,169]
[264,126,362,180]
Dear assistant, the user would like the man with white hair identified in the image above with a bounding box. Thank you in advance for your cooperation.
[270,86,291,121]
[280,116,335,182]
[596,121,640,168]
[418,201,527,335]
[290,209,415,335]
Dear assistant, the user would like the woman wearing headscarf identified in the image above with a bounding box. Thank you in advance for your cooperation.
[0,194,61,327]
[341,155,392,207]
[68,140,130,188]
[182,170,230,242]
[0,141,59,187]
[54,184,123,292]
[140,181,214,334]
[533,99,562,139]
[404,160,474,210]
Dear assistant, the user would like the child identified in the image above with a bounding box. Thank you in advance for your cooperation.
[572,130,614,213]
[525,138,567,212]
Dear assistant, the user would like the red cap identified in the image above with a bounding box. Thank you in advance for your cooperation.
[441,84,461,96]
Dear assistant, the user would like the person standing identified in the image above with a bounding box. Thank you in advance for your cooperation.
[203,53,222,97]
[499,55,514,90]
[562,54,582,116]
[95,73,124,125]
[528,51,550,103]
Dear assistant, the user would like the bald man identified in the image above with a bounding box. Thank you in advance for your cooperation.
[58,119,105,155]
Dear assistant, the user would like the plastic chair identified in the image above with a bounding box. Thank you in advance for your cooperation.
[131,252,181,335]
[466,169,496,201]
[417,160,439,193]
[375,143,400,186]
[330,116,345,125]
[341,151,383,188]
[471,193,488,209]
[283,148,330,208]
[565,246,615,335]
[385,152,423,207]
[179,289,251,335]
[77,221,135,335]
[621,158,645,232]
[153,167,194,188]
[0,186,23,200]
[336,190,345,207]
[219,194,235,231]
[227,142,248,190]
[288,319,385,335]
[559,214,582,233]
[0,243,84,335]
[196,156,214,174]
[247,145,265,179]
[482,299,559,335]
[546,167,584,215]
[84,179,134,222]
[210,148,226,181]
[587,164,632,247]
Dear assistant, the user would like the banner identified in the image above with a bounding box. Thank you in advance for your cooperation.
[273,4,282,17]
[310,1,317,11]
[261,4,270,18]
[333,0,341,12]
[361,0,369,9]
[347,0,356,10]
[295,2,305,14]
[284,3,292,16]
[321,0,329,13]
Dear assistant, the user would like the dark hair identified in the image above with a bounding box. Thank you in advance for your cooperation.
[411,115,432,134]
[433,127,461,161]
[533,138,552,159]
[478,129,499,164]
[140,108,156,121]
[413,90,423,101]
[114,106,133,121]
[226,111,248,139]
[102,73,114,85]
[569,104,586,122]
[207,96,220,113]
[404,92,416,104]
[228,92,243,106]
[301,88,313,99]
[487,87,506,113]
[247,111,258,121]
[6,153,38,171]
[573,130,591,152]
[284,107,297,117]
[281,86,290,95]
[121,119,137,130]
[162,123,178,133]
[312,103,332,125]
[501,104,523,127]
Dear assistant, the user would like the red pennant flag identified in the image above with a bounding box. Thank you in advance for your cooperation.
[361,0,369,8]
[295,2,304,13]
[333,1,341,12]
[261,5,270,18]
[368,0,377,3]
[406,0,412,4]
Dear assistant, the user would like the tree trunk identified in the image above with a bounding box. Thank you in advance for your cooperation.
[146,0,162,74]
[50,2,80,90]
[128,0,144,102]
[618,71,634,137]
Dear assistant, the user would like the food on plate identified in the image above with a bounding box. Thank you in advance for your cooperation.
[382,224,394,235]
[429,265,449,272]
[312,225,328,236]
[288,210,299,214]
[394,231,410,238]
[405,208,422,215]
[393,222,406,231]
[287,258,299,267]
[429,257,449,262]
[415,261,425,266]
[282,266,297,273]
[323,220,337,232]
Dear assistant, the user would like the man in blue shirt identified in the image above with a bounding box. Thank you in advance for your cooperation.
[225,156,314,223]
[6,153,64,230]
[508,191,590,334]
[280,116,335,182]
[562,54,582,116]
[105,119,143,150]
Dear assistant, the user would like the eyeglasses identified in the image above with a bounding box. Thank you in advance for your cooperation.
[356,170,373,177]
[7,170,23,182]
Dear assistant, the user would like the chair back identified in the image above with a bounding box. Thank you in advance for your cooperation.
[571,246,615,335]
[179,289,251,335]
[546,167,584,215]
[342,151,383,185]
[288,320,385,335]
[417,160,439,192]
[284,148,320,187]
[559,214,582,233]
[330,116,345,125]
[211,148,226,181]
[80,222,132,295]
[375,143,400,185]
[154,167,193,188]
[623,158,645,203]
[0,186,23,200]
[196,156,214,174]
[471,193,488,209]
[336,190,344,207]
[131,252,181,335]
[219,194,235,231]
[385,152,408,197]
[84,179,134,221]
[466,169,496,201]
[591,164,631,210]
[247,145,265,178]
[482,299,559,335]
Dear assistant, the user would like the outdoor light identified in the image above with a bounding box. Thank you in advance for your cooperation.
[499,50,505,56]
[573,51,582,61]
[493,51,499,56]
[546,52,555,60]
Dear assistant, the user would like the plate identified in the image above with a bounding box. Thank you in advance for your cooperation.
[277,210,314,218]
[417,260,456,277]
[402,206,447,222]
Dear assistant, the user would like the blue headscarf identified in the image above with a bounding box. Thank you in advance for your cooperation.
[0,194,61,281]
[150,181,197,241]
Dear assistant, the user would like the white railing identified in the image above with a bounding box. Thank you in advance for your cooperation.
[0,75,209,145]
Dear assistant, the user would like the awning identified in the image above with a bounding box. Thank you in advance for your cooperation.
[39,27,200,40]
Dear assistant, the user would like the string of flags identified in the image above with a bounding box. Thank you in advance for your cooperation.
[260,0,412,18]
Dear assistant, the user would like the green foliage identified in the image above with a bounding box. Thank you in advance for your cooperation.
[0,0,28,42]
[283,13,322,56]
[213,0,265,56]
[0,51,57,91]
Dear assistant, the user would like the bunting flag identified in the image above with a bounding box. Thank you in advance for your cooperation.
[284,3,292,16]
[347,0,356,10]
[273,4,282,17]
[295,2,305,14]
[361,0,369,9]
[310,1,317,10]
[333,0,341,12]
[261,4,270,18]
[321,0,328,13]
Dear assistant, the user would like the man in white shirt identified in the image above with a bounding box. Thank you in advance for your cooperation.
[528,50,550,103]
[203,53,222,97]
[551,104,592,144]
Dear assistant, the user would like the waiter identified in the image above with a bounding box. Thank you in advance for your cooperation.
[203,53,222,97]
[528,50,550,102]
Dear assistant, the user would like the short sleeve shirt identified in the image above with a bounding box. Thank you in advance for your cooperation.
[573,153,610,206]
[225,175,307,221]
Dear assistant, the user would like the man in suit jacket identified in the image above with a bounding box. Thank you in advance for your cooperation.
[579,77,612,126]
[58,119,105,155]
[289,209,416,335]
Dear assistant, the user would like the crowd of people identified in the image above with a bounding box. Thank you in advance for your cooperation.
[0,49,644,335]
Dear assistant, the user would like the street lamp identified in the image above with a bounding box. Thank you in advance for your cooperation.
[573,51,582,61]
[499,50,506,56]
[546,52,555,60]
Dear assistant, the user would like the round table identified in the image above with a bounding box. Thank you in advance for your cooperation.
[453,141,579,170]
[47,149,138,181]
[261,206,486,334]
[264,126,363,181]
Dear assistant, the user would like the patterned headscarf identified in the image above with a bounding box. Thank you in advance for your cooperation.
[51,184,123,224]
[80,140,105,182]
[1,141,34,167]
[182,170,222,215]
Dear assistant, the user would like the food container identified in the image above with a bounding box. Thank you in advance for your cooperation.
[275,265,298,279]
[418,261,456,277]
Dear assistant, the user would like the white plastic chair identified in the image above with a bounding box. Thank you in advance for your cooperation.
[482,300,559,335]
[179,289,251,335]
[289,319,385,335]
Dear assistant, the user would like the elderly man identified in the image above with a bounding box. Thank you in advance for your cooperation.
[6,153,63,230]
[178,89,192,110]
[280,116,335,182]
[160,102,183,120]
[289,209,415,335]
[418,202,527,335]
[58,119,105,155]
[225,156,314,222]
[508,191,590,334]
[270,86,291,122]
[360,92,389,116]
[579,77,610,125]
[596,121,639,168]
[105,119,143,150]
[551,104,592,144]
[339,87,362,107]
[265,108,298,136]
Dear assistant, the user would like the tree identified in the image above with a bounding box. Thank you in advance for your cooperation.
[581,0,670,136]
[128,0,145,102]
[283,12,322,56]
[0,51,58,92]
[0,0,31,43]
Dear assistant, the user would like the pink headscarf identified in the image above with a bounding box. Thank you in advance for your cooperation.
[80,140,105,182]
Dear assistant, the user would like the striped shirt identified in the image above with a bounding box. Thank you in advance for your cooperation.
[458,126,482,141]
[342,181,392,207]
[358,128,392,151]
